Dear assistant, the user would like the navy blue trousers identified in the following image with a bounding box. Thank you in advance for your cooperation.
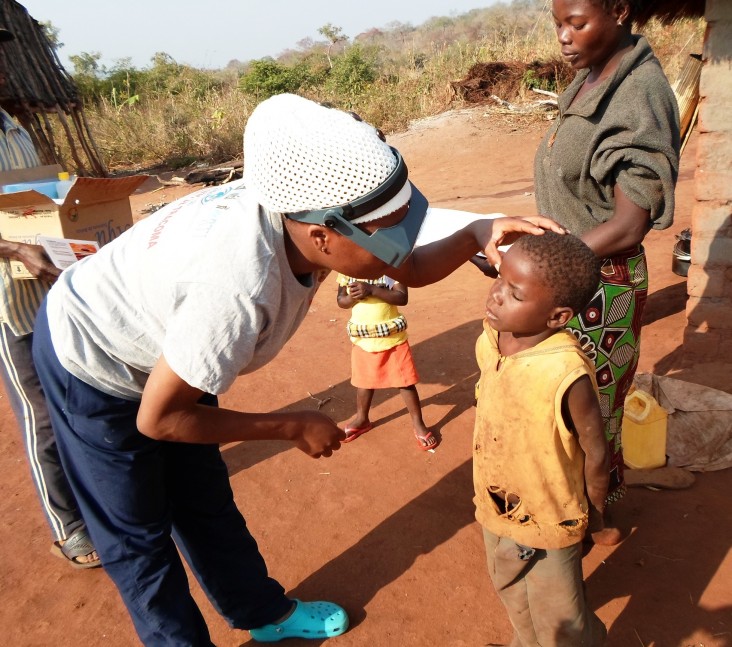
[33,301,291,646]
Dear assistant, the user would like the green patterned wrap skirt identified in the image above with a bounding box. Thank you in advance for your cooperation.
[566,246,648,504]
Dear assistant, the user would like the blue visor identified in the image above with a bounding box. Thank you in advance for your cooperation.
[285,148,428,266]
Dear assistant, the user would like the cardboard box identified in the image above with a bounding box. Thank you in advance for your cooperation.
[0,165,148,278]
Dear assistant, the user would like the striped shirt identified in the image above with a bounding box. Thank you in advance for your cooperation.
[0,108,48,335]
[0,107,41,171]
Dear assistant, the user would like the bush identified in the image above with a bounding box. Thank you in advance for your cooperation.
[324,45,379,98]
[239,59,310,100]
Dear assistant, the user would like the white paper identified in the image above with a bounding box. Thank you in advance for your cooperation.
[38,236,99,270]
[414,207,509,257]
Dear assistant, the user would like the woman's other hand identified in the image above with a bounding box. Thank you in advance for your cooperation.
[291,411,346,458]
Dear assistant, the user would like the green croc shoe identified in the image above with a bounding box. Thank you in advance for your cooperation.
[249,599,349,642]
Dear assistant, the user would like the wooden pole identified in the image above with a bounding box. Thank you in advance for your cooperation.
[54,105,87,174]
[75,106,108,177]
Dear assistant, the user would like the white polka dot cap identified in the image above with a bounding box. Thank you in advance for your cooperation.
[243,94,409,221]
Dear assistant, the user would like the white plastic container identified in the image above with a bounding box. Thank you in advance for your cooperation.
[56,171,75,200]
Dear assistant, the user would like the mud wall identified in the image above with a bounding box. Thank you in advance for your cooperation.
[683,0,732,364]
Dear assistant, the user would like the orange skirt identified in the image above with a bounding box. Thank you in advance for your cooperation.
[351,341,419,389]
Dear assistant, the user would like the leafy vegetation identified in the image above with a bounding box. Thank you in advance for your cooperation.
[48,0,703,170]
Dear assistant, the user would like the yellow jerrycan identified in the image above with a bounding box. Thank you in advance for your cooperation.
[622,389,668,469]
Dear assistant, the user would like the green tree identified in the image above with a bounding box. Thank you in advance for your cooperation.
[69,51,105,100]
[143,52,219,99]
[106,59,143,108]
[318,23,347,69]
[70,51,102,77]
[326,45,378,97]
[238,59,308,100]
[147,51,184,94]
[40,20,63,50]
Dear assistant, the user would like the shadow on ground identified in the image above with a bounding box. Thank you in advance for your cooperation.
[222,319,483,476]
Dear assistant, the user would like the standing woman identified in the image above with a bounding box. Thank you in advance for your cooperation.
[535,0,680,541]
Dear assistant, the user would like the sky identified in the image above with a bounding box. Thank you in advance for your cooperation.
[20,0,501,72]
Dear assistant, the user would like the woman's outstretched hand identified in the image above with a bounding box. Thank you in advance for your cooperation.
[477,215,567,267]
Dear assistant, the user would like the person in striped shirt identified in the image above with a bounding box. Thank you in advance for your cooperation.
[0,26,99,568]
[0,104,40,171]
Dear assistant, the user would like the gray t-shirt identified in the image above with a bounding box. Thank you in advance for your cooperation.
[46,180,319,400]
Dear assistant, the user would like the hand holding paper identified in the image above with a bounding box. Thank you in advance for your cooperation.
[13,242,61,282]
[38,236,99,271]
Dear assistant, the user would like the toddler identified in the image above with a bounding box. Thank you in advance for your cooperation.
[337,274,437,450]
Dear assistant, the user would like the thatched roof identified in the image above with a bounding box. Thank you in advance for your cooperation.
[635,0,706,26]
[0,0,107,175]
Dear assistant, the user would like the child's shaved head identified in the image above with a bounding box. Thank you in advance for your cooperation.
[512,232,601,314]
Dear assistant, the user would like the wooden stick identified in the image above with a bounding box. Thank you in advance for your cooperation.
[531,88,559,98]
[54,105,86,173]
[76,106,109,177]
[680,103,699,158]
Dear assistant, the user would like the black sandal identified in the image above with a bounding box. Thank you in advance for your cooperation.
[50,526,102,570]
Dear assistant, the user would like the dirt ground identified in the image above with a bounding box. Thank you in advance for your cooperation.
[0,109,730,647]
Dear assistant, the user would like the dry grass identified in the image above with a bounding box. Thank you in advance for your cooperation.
[79,90,253,171]
[72,16,704,172]
[643,18,705,82]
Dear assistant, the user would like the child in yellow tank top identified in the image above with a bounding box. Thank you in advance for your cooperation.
[474,232,614,646]
[336,274,437,450]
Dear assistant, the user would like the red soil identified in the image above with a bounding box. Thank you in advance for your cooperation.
[0,110,729,647]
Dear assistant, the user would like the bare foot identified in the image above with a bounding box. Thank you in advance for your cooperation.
[57,537,100,564]
[59,543,101,565]
[584,503,625,546]
[52,535,101,568]
[589,526,623,546]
